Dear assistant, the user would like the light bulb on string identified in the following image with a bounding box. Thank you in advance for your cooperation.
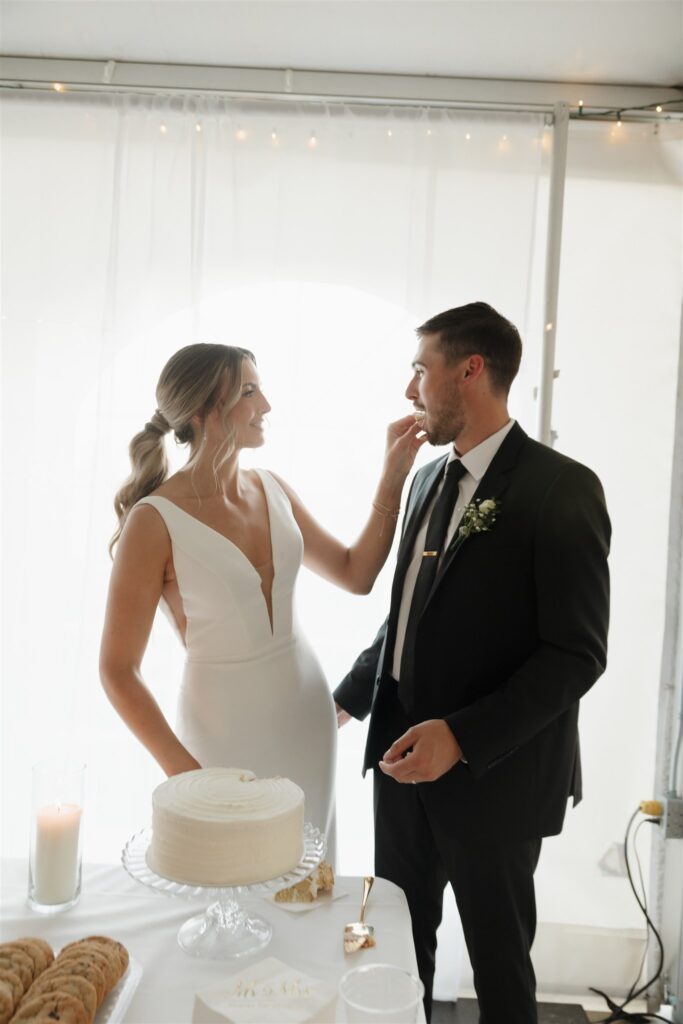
[616,113,622,127]
[578,100,584,114]
[308,132,318,149]
[195,123,202,133]
[52,83,65,92]
[160,124,167,135]
[656,105,663,113]
[465,132,471,141]
[235,128,247,141]
[387,129,393,137]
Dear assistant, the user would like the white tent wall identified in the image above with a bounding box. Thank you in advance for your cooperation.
[1,89,682,1000]
[650,303,683,1015]
[530,118,682,999]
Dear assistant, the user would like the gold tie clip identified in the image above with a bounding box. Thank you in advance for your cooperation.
[422,550,438,557]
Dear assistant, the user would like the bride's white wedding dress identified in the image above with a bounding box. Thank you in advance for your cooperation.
[137,468,337,863]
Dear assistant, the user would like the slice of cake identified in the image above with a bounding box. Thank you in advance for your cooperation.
[274,861,335,903]
[146,768,304,886]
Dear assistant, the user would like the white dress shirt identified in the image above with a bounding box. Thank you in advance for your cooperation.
[391,418,515,680]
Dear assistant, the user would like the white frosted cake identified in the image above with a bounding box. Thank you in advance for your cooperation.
[146,767,305,886]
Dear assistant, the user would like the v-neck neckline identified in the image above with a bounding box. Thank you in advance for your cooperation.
[151,469,277,634]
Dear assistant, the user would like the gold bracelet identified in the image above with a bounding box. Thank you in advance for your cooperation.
[372,500,400,519]
[372,500,400,537]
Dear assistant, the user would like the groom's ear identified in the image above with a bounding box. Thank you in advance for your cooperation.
[462,354,485,381]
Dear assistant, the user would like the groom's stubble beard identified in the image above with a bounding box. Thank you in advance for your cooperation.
[425,378,466,447]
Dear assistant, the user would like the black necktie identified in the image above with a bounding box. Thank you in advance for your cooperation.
[398,459,468,712]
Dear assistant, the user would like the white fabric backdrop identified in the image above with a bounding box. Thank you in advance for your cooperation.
[2,90,681,995]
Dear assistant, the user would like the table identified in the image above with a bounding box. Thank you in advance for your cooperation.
[1,859,425,1023]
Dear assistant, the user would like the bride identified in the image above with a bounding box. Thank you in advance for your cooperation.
[100,343,425,861]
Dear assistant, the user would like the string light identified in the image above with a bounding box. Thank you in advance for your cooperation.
[616,114,622,127]
[465,132,471,141]
[545,322,553,332]
[387,129,393,137]
[160,124,167,134]
[656,105,663,113]
[426,128,432,136]
[235,128,247,141]
[52,83,65,92]
[271,130,278,141]
[195,123,202,133]
[308,132,318,149]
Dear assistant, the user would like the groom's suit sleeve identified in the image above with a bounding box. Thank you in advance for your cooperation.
[446,462,611,779]
[333,618,388,721]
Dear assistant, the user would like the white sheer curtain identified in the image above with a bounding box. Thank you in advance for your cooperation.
[7,89,680,998]
[1,90,545,998]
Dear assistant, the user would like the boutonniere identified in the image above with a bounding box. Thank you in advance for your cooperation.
[458,498,499,538]
[449,498,500,556]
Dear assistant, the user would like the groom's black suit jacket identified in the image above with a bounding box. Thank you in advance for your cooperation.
[334,422,611,841]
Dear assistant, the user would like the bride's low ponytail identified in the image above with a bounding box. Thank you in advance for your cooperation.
[109,412,171,556]
[109,344,254,557]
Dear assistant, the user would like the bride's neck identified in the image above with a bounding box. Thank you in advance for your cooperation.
[182,450,243,501]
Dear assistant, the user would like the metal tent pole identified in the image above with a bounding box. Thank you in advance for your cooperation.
[537,102,569,447]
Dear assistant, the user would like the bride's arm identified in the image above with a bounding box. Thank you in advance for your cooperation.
[99,506,201,777]
[271,415,426,594]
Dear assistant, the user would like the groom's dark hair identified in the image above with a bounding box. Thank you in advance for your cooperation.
[416,301,522,396]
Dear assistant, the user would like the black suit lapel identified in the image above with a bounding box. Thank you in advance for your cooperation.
[426,423,528,602]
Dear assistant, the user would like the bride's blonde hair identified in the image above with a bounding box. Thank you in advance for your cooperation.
[109,343,255,555]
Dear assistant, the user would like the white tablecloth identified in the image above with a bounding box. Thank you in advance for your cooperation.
[1,859,425,1023]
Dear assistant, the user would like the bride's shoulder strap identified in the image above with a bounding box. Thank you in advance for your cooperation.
[132,495,178,534]
[257,468,293,508]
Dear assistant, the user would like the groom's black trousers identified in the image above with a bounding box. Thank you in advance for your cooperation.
[373,767,542,1024]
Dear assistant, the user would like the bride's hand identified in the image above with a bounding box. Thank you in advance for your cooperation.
[383,414,428,483]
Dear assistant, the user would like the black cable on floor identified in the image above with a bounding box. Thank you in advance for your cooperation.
[589,808,668,1023]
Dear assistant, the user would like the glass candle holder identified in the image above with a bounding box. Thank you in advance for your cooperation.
[28,760,85,913]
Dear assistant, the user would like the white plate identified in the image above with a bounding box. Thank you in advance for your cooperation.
[96,957,143,1023]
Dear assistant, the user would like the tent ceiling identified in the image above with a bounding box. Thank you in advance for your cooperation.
[1,0,681,89]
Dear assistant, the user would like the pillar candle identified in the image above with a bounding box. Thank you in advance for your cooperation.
[32,802,82,905]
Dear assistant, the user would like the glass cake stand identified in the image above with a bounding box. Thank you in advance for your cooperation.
[122,823,325,960]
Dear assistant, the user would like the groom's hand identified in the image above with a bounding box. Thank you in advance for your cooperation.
[379,719,463,783]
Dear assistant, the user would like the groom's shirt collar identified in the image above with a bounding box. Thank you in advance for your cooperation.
[446,418,515,481]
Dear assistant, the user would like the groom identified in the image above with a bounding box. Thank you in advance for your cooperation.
[334,302,611,1023]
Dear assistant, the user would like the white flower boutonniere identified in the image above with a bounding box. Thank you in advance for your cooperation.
[448,498,500,559]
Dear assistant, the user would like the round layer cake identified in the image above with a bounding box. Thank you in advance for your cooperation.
[146,767,305,886]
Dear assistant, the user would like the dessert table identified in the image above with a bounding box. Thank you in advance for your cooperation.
[0,859,426,1023]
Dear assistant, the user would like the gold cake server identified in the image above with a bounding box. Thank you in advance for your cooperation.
[344,875,375,953]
